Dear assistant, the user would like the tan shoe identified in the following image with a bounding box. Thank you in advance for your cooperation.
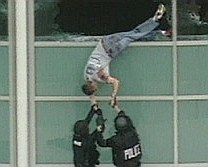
[154,3,166,20]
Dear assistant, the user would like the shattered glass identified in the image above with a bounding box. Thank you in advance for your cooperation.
[35,0,207,41]
[177,0,208,40]
[0,0,8,41]
[1,0,207,41]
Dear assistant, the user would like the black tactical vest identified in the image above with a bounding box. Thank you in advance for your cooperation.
[73,134,100,167]
[112,130,142,167]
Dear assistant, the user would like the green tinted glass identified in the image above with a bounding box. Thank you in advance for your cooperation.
[36,46,172,96]
[178,46,208,95]
[0,46,9,95]
[36,47,93,96]
[178,100,208,163]
[0,101,10,163]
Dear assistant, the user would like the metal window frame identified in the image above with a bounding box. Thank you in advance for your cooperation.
[8,0,16,166]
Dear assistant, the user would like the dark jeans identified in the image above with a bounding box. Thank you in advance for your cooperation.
[101,18,160,58]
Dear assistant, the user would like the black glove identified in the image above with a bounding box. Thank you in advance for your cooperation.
[96,116,106,133]
[97,124,105,133]
[91,104,98,112]
[96,108,102,115]
[92,104,103,116]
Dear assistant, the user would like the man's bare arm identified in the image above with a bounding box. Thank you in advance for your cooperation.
[97,70,120,96]
[90,94,97,106]
[107,76,120,97]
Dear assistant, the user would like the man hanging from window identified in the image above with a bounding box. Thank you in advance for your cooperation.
[81,3,171,107]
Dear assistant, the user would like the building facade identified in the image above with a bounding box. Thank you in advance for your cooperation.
[0,0,208,167]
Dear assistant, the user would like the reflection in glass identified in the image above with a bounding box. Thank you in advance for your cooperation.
[35,0,172,41]
[177,0,208,40]
[0,0,8,41]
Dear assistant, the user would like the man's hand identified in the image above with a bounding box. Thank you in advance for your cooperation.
[110,95,117,108]
[97,125,105,132]
[90,94,98,106]
[91,103,99,111]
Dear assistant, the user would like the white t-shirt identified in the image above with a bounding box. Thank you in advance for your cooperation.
[84,40,112,83]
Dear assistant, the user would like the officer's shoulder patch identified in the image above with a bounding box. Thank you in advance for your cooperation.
[73,140,82,147]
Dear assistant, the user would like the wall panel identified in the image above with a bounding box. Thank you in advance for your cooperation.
[178,100,208,163]
[0,102,10,163]
[178,46,208,95]
[0,47,9,95]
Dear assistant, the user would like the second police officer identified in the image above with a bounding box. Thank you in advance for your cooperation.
[97,104,142,167]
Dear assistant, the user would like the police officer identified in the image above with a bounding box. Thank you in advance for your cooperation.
[97,105,142,167]
[73,104,105,167]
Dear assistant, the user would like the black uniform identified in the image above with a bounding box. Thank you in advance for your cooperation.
[72,105,105,167]
[97,110,142,167]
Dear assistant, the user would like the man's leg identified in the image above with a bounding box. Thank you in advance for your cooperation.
[122,3,167,41]
[130,18,159,38]
[101,18,160,57]
[101,4,166,57]
[107,17,161,54]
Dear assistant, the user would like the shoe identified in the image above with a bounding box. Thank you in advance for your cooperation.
[154,3,166,20]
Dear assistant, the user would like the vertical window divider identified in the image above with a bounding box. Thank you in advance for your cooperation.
[8,0,17,166]
[28,0,36,167]
[172,0,179,165]
[14,0,29,166]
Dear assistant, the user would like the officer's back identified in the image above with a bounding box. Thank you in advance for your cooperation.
[97,109,142,167]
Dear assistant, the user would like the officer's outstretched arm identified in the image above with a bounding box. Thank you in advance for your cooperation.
[114,105,122,113]
[114,104,126,116]
[85,104,98,124]
[96,132,115,148]
[95,107,106,134]
[90,106,106,140]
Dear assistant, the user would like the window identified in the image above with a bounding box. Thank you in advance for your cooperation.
[0,0,8,40]
[35,0,172,41]
[177,0,208,40]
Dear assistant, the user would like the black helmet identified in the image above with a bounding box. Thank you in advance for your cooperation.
[73,120,89,137]
[114,115,130,132]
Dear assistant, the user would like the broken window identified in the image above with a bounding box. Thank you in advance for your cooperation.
[0,0,8,41]
[35,0,207,41]
[35,0,173,41]
[177,0,208,40]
